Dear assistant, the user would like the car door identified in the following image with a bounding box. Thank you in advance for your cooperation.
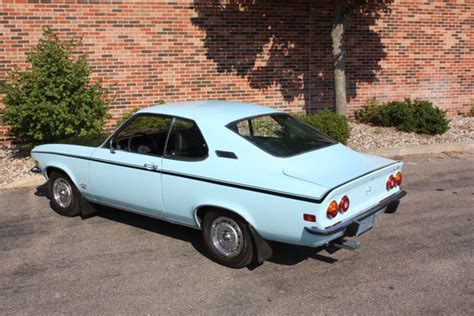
[88,114,173,218]
[161,117,210,226]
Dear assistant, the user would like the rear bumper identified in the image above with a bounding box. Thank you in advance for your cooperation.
[305,190,407,236]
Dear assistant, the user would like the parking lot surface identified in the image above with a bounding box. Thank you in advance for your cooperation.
[1,153,473,315]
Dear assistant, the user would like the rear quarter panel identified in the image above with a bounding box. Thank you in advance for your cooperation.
[162,165,324,245]
[161,149,330,245]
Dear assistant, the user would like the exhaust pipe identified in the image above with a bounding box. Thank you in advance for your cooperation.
[331,239,361,250]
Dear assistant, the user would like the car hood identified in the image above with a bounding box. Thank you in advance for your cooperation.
[282,144,395,188]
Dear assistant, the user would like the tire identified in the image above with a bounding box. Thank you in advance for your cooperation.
[202,211,254,268]
[49,171,80,217]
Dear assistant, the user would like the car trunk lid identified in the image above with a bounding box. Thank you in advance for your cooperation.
[282,144,403,228]
[282,144,395,189]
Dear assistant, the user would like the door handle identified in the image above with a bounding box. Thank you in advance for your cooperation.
[144,163,159,171]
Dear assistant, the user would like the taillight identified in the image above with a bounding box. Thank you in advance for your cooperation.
[386,175,396,190]
[394,172,403,186]
[327,200,339,219]
[339,195,350,213]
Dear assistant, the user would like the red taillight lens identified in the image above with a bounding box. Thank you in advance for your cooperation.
[339,195,350,213]
[394,172,402,186]
[303,214,316,222]
[327,201,339,219]
[386,176,396,190]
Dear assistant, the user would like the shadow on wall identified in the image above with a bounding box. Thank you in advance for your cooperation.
[191,0,392,113]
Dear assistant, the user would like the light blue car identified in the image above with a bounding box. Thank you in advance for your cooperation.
[31,101,406,268]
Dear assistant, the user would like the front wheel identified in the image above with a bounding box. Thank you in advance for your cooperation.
[202,212,254,268]
[49,171,80,217]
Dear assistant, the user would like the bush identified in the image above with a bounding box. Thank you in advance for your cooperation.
[114,100,165,128]
[355,98,449,135]
[115,108,140,127]
[1,28,111,148]
[296,109,350,144]
[354,97,379,123]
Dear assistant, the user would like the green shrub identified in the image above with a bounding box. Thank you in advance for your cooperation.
[1,28,111,148]
[354,97,379,123]
[115,108,140,127]
[114,100,165,128]
[355,98,449,135]
[410,100,449,135]
[296,109,350,144]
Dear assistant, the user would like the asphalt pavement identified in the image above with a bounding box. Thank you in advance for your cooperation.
[1,152,473,315]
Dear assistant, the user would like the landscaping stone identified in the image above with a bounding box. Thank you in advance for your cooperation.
[348,117,474,151]
[0,148,35,187]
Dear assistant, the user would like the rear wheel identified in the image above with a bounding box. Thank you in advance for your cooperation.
[49,171,80,217]
[202,211,254,268]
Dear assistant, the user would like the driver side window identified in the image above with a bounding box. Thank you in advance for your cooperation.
[113,114,172,156]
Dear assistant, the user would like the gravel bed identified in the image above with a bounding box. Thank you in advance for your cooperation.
[0,148,35,187]
[348,117,474,151]
[0,117,473,187]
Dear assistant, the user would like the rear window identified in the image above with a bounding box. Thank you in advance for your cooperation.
[227,114,336,157]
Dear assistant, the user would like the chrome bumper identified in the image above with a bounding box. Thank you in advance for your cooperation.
[305,190,407,236]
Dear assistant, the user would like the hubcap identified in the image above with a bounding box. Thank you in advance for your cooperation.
[210,217,243,258]
[52,178,73,208]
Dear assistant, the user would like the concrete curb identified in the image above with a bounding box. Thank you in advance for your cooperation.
[364,141,474,158]
[0,174,46,191]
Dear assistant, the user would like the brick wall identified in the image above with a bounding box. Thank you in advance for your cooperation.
[1,0,473,143]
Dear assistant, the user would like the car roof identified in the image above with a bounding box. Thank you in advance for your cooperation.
[137,100,281,125]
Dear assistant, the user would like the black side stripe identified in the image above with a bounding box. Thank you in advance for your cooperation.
[160,170,324,203]
[34,151,147,171]
[32,151,399,204]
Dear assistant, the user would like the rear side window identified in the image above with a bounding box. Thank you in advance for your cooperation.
[165,118,208,159]
[235,120,251,137]
[227,114,335,157]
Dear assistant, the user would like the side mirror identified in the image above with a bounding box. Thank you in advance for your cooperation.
[109,139,117,154]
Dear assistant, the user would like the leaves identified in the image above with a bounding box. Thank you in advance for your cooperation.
[355,98,449,135]
[296,110,350,144]
[1,28,111,147]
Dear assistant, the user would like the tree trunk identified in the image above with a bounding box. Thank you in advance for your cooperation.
[331,0,347,116]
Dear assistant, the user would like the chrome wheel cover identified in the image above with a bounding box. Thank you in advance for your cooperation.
[52,178,73,208]
[210,217,244,258]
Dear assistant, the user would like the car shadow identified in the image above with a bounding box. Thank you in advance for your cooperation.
[35,182,50,198]
[99,205,341,268]
[35,183,339,268]
[266,243,338,267]
[96,204,210,260]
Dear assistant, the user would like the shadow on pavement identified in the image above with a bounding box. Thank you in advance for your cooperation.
[96,204,210,260]
[34,182,50,198]
[97,206,340,268]
[268,243,338,266]
[34,183,339,268]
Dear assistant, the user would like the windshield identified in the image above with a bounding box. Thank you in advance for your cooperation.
[227,114,336,157]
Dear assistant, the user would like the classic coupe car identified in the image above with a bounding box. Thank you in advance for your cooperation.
[31,101,406,268]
